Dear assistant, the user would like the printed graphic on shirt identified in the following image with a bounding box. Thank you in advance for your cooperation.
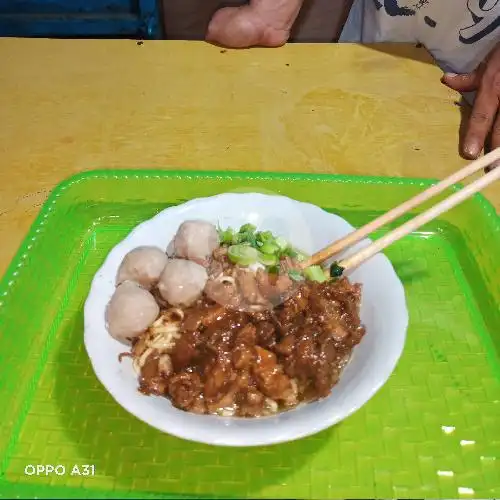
[374,0,435,14]
[423,16,436,27]
[373,0,500,41]
[460,0,500,44]
[373,0,415,16]
[372,0,437,25]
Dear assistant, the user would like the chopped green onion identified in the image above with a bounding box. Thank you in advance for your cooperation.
[228,245,259,266]
[330,262,345,278]
[259,241,280,255]
[247,234,258,246]
[234,231,257,246]
[288,269,304,282]
[258,252,279,266]
[294,250,309,262]
[219,228,235,244]
[219,226,310,270]
[239,223,256,234]
[283,247,309,262]
[257,230,273,243]
[304,265,327,283]
[275,236,289,251]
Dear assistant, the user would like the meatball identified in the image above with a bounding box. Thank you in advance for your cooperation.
[158,258,208,307]
[173,220,219,265]
[166,239,175,257]
[116,246,167,289]
[105,281,160,345]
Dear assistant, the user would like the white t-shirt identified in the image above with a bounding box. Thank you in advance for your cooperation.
[340,0,500,74]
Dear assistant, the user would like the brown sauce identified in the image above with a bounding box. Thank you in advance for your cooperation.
[135,273,365,417]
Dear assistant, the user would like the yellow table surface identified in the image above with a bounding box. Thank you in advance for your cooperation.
[1,38,498,277]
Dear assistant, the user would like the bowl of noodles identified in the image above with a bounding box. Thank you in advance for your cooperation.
[84,193,408,447]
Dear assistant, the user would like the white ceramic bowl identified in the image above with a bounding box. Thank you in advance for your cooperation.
[84,193,408,447]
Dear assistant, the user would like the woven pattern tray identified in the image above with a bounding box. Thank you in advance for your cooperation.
[0,170,499,499]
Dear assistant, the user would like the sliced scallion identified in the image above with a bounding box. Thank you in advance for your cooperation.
[294,250,309,262]
[257,230,273,243]
[304,265,327,283]
[228,245,259,266]
[283,247,309,262]
[258,252,278,266]
[219,227,235,244]
[239,223,257,234]
[234,231,257,246]
[259,241,280,255]
[275,236,289,251]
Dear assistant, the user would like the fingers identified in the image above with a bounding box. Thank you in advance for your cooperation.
[447,43,500,168]
[485,112,500,172]
[462,87,498,159]
[206,7,259,48]
[492,111,500,150]
[206,8,236,44]
[260,26,289,47]
[441,70,480,92]
[206,1,301,48]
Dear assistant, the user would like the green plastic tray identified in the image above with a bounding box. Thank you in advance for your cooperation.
[0,170,499,500]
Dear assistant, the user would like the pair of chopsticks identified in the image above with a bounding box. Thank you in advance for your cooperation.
[302,147,500,275]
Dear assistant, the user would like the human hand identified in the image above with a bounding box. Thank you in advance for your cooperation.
[206,0,302,49]
[441,42,500,167]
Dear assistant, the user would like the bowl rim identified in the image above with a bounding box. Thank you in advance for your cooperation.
[84,192,409,447]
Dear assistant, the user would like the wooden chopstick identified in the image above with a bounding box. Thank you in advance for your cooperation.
[338,164,500,272]
[301,147,500,271]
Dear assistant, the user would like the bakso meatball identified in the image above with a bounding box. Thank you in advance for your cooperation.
[116,246,167,289]
[173,220,219,265]
[158,258,208,307]
[105,281,160,344]
[166,239,175,257]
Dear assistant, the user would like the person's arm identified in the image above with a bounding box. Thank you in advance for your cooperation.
[206,0,304,48]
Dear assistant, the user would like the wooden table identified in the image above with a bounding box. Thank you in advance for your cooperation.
[1,38,498,277]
